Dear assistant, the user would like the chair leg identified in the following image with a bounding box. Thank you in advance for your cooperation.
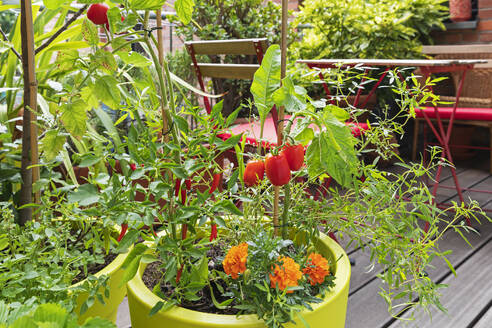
[412,119,420,162]
[489,126,492,174]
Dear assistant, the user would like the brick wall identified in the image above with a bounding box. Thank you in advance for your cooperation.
[432,0,492,44]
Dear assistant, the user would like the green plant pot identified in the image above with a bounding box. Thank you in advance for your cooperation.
[126,232,350,328]
[72,249,130,324]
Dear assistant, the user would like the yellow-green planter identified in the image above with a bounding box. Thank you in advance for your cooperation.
[126,232,350,328]
[72,249,130,324]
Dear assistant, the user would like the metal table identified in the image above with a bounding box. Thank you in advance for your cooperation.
[298,58,487,224]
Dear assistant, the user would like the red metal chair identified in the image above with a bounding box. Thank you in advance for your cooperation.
[413,45,492,219]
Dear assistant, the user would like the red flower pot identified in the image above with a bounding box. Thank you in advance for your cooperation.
[449,0,472,23]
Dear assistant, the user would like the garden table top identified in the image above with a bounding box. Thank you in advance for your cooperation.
[296,58,487,68]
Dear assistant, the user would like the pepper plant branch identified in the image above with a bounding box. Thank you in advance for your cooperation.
[0,27,21,60]
[35,4,88,54]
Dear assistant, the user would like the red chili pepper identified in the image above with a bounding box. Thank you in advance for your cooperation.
[209,223,218,241]
[117,223,128,242]
[209,173,221,194]
[174,179,181,198]
[185,179,192,190]
[180,188,186,205]
[176,264,184,283]
[130,163,137,171]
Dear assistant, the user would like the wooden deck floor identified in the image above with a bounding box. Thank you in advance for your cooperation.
[116,158,492,328]
[344,157,492,328]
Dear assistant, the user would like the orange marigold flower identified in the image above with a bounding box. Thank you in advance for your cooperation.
[269,256,303,293]
[303,252,330,286]
[222,242,248,279]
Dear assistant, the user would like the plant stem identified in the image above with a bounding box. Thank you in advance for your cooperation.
[281,183,290,239]
[35,4,88,54]
[0,27,21,60]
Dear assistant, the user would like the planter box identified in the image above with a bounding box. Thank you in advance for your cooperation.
[72,249,130,323]
[126,232,350,328]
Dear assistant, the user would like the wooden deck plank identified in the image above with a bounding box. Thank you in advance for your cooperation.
[346,219,492,328]
[449,175,492,206]
[388,235,492,328]
[347,247,380,294]
[472,303,492,328]
[435,168,489,203]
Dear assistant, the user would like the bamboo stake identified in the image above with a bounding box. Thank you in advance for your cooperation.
[155,8,170,143]
[19,0,38,224]
[273,0,289,236]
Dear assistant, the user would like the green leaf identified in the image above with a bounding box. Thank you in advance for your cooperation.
[10,317,37,328]
[324,104,350,122]
[93,107,122,150]
[94,75,121,109]
[212,200,242,216]
[443,256,457,277]
[40,130,66,161]
[81,317,116,328]
[117,230,142,254]
[67,184,100,206]
[174,0,195,25]
[129,0,166,10]
[215,133,242,151]
[118,51,151,67]
[0,301,9,323]
[60,99,87,137]
[43,0,65,10]
[306,112,358,188]
[272,76,306,113]
[119,254,142,287]
[93,49,118,73]
[79,154,102,167]
[250,45,281,127]
[32,303,68,326]
[108,11,138,34]
[225,106,241,128]
[209,284,233,310]
[149,301,165,316]
[81,18,99,47]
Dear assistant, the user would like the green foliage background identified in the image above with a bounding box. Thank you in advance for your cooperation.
[291,0,448,60]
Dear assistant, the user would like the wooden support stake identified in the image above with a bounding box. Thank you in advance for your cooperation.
[273,0,289,236]
[19,0,39,224]
[155,8,170,143]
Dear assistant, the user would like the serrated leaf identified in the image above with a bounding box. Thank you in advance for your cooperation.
[61,99,87,137]
[108,10,138,34]
[174,0,195,24]
[129,0,166,10]
[40,130,65,161]
[32,303,68,326]
[94,75,121,108]
[93,49,118,72]
[81,317,116,328]
[306,112,358,188]
[82,18,99,47]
